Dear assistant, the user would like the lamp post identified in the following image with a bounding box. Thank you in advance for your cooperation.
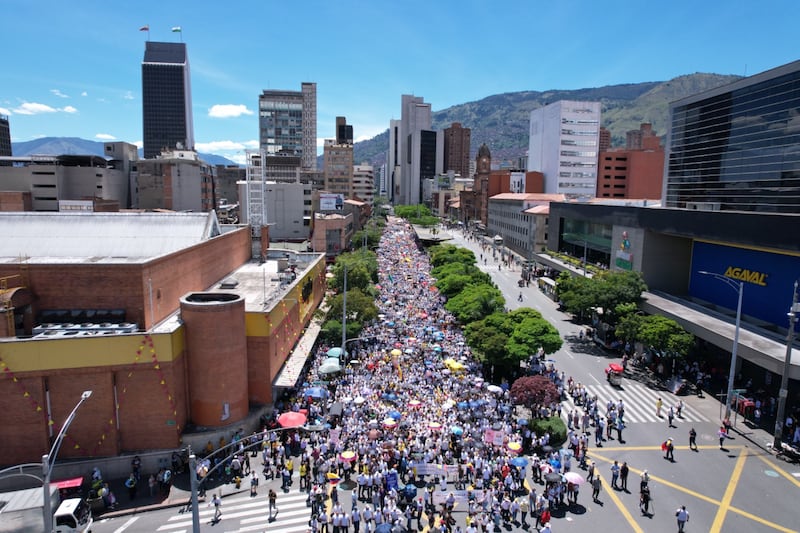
[699,270,743,421]
[42,390,92,533]
[774,281,799,450]
[341,264,348,357]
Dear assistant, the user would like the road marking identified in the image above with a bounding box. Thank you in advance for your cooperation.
[754,453,800,489]
[594,470,645,533]
[112,516,140,533]
[710,447,747,532]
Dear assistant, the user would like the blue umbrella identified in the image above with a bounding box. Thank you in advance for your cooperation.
[517,418,529,426]
[457,401,469,410]
[382,393,398,402]
[511,457,529,468]
[468,400,480,409]
[451,426,464,436]
[388,410,402,420]
[304,387,328,399]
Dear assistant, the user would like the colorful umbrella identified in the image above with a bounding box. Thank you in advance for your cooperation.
[428,422,443,431]
[487,384,503,394]
[451,426,464,436]
[354,396,366,405]
[277,411,307,428]
[383,418,398,428]
[507,442,523,454]
[408,399,422,408]
[391,349,402,356]
[564,472,585,485]
[388,410,402,420]
[339,451,358,463]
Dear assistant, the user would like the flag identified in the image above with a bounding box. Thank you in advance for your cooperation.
[171,26,182,33]
[139,25,149,31]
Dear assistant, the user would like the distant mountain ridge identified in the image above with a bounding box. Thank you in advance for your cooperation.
[352,72,741,168]
[10,137,238,167]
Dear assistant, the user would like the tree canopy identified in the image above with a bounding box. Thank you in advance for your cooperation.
[509,375,560,410]
[328,250,379,293]
[393,204,439,226]
[429,244,476,268]
[555,270,647,325]
[444,284,505,323]
[465,308,563,375]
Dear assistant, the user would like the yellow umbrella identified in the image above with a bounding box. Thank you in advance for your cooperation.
[391,348,402,356]
[507,442,523,454]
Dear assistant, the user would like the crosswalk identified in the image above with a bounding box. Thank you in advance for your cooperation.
[560,379,711,424]
[155,489,311,533]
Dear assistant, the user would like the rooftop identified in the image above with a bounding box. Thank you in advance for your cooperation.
[0,211,221,264]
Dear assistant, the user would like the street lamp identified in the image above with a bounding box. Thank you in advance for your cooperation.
[42,390,92,533]
[699,270,743,421]
[774,281,799,450]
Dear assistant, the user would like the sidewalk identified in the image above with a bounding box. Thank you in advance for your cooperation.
[96,469,254,519]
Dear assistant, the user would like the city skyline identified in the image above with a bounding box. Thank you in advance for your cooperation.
[2,0,798,164]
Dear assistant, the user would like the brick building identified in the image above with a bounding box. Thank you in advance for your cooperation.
[0,211,326,466]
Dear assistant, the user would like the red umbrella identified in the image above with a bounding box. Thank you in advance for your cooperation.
[277,411,307,428]
[608,363,624,373]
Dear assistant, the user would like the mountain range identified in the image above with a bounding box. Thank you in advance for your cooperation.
[352,72,741,168]
[9,137,238,167]
[10,72,741,171]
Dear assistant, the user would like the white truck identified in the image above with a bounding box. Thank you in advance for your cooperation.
[0,486,92,532]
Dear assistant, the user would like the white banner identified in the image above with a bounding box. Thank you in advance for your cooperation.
[431,489,485,511]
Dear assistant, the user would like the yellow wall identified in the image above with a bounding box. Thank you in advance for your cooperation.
[0,331,181,372]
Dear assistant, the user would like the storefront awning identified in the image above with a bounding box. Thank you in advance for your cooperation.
[273,316,323,388]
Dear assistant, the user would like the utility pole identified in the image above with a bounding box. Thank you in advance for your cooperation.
[774,280,799,450]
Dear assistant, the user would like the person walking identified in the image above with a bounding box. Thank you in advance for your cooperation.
[620,462,629,491]
[124,473,137,500]
[211,493,221,522]
[676,505,689,532]
[268,488,277,518]
[656,397,664,418]
[250,472,259,496]
[718,426,728,449]
[689,428,698,451]
[668,406,675,427]
[663,437,674,461]
[591,477,602,502]
[639,485,651,515]
[586,461,596,482]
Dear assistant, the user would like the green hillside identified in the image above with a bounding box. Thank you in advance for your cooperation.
[354,73,740,167]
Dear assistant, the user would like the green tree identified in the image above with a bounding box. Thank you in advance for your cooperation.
[465,308,563,373]
[352,225,382,250]
[444,284,505,323]
[637,315,693,357]
[505,316,563,363]
[429,244,476,268]
[329,250,379,292]
[465,313,512,363]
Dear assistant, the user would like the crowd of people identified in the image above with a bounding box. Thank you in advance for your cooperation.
[265,218,576,532]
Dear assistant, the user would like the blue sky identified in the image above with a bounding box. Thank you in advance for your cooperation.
[2,0,798,164]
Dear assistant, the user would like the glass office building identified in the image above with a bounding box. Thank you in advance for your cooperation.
[664,60,800,213]
[141,42,194,160]
[258,83,317,171]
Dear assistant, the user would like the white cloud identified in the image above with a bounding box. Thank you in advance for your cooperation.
[61,105,77,114]
[243,140,259,149]
[81,91,88,97]
[50,89,69,98]
[123,91,134,100]
[133,140,143,149]
[195,140,247,152]
[0,107,11,116]
[13,102,57,115]
[208,104,253,118]
[95,133,116,140]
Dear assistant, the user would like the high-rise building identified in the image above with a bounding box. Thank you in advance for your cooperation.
[323,138,354,197]
[336,116,353,145]
[528,100,601,198]
[0,114,11,157]
[258,82,317,170]
[353,163,375,204]
[597,124,664,200]
[387,95,442,205]
[443,122,471,177]
[141,42,194,160]
[664,60,800,213]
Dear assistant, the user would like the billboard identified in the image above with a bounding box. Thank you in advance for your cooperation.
[320,193,344,211]
[689,241,800,330]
